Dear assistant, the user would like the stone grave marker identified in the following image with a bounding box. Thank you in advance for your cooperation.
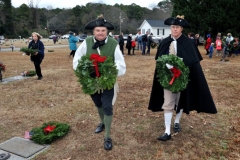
[0,137,49,159]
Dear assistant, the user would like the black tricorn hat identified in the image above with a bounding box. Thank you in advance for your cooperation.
[164,15,190,28]
[85,14,114,30]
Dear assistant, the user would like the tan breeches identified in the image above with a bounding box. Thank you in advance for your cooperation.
[162,89,181,113]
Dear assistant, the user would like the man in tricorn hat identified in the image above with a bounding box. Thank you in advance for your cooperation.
[148,15,217,141]
[73,14,126,150]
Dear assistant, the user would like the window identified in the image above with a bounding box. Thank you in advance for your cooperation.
[157,29,165,36]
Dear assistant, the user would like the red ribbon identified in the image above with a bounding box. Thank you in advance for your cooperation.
[0,64,6,71]
[169,67,181,85]
[90,54,106,77]
[44,125,56,134]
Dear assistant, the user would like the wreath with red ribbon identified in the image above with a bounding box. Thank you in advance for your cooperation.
[30,121,70,144]
[156,54,190,92]
[21,70,36,77]
[75,53,118,95]
[0,63,5,72]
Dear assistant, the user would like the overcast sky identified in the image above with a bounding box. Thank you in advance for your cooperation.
[11,0,159,9]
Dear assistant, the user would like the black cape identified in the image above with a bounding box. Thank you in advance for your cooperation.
[148,34,217,114]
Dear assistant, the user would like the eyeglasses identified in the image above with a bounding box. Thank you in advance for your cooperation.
[170,26,181,29]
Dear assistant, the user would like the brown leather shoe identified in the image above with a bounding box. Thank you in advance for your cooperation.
[94,123,105,133]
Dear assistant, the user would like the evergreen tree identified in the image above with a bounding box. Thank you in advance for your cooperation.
[171,0,240,38]
[0,0,14,36]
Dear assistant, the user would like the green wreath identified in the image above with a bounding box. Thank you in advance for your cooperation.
[74,54,118,95]
[156,54,190,93]
[30,121,70,144]
[151,42,157,49]
[26,70,36,76]
[20,47,37,56]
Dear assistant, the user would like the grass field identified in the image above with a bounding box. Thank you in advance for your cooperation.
[0,39,240,160]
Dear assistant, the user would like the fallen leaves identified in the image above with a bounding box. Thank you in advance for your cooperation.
[155,149,162,158]
[172,132,178,137]
[188,125,194,129]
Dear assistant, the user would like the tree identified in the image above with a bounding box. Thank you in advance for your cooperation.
[157,0,173,16]
[0,0,14,36]
[4,1,173,37]
[72,5,87,33]
[11,4,32,37]
[14,4,31,28]
[28,0,40,29]
[171,0,240,38]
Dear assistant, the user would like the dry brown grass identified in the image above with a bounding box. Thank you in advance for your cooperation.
[0,40,240,160]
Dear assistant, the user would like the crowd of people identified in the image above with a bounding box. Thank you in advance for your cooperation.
[107,29,158,56]
[204,32,240,62]
[187,31,240,62]
[126,31,156,55]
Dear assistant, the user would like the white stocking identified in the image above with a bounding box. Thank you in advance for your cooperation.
[164,112,173,135]
[174,109,183,124]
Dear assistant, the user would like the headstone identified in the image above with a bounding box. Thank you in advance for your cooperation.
[0,76,30,84]
[0,150,25,160]
[0,137,48,159]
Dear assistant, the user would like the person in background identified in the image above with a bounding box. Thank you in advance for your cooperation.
[146,33,153,55]
[135,30,142,51]
[148,15,217,141]
[126,34,132,55]
[209,42,214,58]
[215,37,222,56]
[188,32,195,43]
[232,37,239,57]
[131,38,136,55]
[216,33,221,40]
[28,32,45,80]
[205,34,211,55]
[0,60,4,82]
[53,36,57,44]
[68,31,78,58]
[141,31,149,55]
[225,33,233,45]
[220,33,233,62]
[73,14,126,150]
[10,44,14,52]
[118,32,125,55]
[195,34,199,46]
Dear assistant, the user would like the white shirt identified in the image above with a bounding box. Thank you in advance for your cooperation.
[226,36,233,44]
[73,36,126,77]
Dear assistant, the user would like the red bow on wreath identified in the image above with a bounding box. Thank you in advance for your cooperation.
[0,64,6,72]
[169,67,182,85]
[90,54,106,77]
[44,125,56,134]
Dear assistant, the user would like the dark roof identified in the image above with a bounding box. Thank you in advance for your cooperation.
[146,20,168,27]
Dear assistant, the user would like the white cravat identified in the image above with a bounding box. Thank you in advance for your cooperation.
[169,40,177,55]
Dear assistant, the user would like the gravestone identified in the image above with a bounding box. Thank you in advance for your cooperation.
[0,137,49,159]
[0,76,30,84]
